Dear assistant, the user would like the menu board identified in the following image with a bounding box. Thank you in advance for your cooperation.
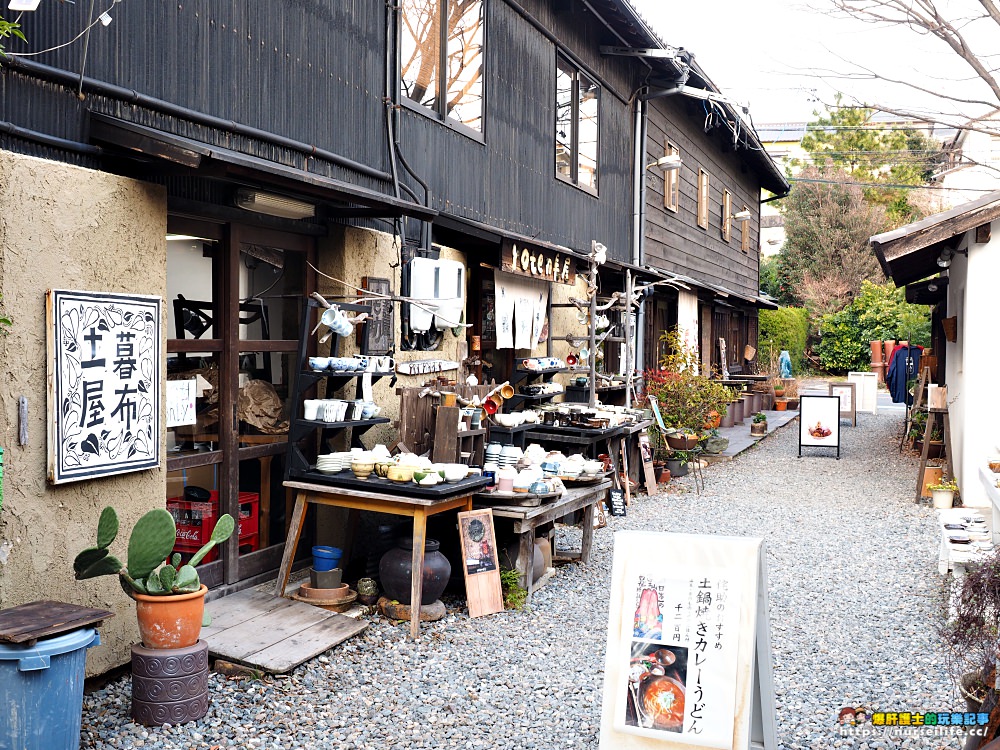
[799,395,842,458]
[600,532,776,750]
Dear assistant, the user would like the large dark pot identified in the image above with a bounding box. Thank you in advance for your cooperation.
[665,459,688,477]
[378,536,452,605]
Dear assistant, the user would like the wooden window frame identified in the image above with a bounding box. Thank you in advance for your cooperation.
[721,189,732,242]
[554,53,601,195]
[741,204,751,253]
[697,169,710,229]
[663,141,679,212]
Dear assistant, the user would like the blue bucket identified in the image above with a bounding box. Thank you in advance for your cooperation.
[312,545,343,572]
[0,627,100,750]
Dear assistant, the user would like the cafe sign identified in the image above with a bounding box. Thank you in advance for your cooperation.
[500,239,577,285]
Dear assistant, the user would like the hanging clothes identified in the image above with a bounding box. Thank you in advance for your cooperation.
[886,345,922,404]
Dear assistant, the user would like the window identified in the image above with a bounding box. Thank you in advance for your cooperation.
[663,141,680,211]
[400,0,485,133]
[721,189,732,242]
[555,56,600,191]
[697,169,710,228]
[740,204,751,252]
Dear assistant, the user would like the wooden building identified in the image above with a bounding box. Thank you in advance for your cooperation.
[0,0,786,669]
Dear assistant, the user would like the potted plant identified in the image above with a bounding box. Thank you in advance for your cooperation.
[665,450,690,477]
[74,507,235,649]
[750,411,767,436]
[928,477,959,509]
[940,549,1000,747]
[701,428,730,455]
[666,428,700,451]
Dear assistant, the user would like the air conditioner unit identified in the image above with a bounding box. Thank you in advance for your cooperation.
[405,258,466,333]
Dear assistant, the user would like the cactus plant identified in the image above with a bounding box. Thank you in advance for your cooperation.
[74,506,235,597]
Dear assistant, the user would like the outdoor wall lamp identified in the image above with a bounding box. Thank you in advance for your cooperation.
[731,209,752,222]
[8,0,42,11]
[647,154,682,171]
[235,190,316,220]
[937,249,954,268]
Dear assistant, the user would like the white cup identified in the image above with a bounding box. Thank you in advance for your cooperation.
[304,400,321,420]
[378,356,395,372]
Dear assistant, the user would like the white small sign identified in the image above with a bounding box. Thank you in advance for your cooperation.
[166,379,197,427]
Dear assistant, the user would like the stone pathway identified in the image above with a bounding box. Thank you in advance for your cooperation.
[80,409,963,749]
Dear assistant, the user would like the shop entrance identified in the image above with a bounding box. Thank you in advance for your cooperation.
[166,218,315,588]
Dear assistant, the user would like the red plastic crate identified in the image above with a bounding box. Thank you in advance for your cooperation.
[167,491,259,547]
[173,533,259,564]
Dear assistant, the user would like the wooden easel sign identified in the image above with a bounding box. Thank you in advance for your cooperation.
[457,509,504,618]
[798,395,841,459]
[637,433,658,494]
[599,532,777,750]
[829,382,856,427]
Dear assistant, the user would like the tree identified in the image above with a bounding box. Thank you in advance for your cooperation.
[816,1,1000,142]
[777,166,889,320]
[814,281,931,373]
[793,96,945,223]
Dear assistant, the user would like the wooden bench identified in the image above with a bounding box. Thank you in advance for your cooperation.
[475,480,611,597]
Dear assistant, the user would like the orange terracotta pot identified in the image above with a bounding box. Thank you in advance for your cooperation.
[774,399,788,411]
[133,584,207,649]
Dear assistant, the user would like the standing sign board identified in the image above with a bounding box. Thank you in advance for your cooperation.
[846,372,878,415]
[798,395,841,459]
[457,509,504,618]
[608,489,627,517]
[599,532,777,750]
[829,382,856,427]
[47,290,161,484]
[637,434,658,495]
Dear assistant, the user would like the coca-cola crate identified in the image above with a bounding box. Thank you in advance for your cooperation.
[167,491,259,547]
[173,533,259,565]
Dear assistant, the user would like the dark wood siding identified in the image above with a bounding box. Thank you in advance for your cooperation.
[396,0,638,259]
[643,97,762,298]
[5,0,640,258]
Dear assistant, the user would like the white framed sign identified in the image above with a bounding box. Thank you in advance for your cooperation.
[798,395,841,458]
[829,382,856,427]
[47,290,161,484]
[166,379,197,428]
[846,372,878,415]
[600,531,777,750]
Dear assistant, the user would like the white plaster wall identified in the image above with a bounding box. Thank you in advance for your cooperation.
[951,224,1000,508]
[0,151,167,675]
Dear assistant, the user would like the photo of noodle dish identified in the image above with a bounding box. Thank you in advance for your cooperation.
[624,642,687,732]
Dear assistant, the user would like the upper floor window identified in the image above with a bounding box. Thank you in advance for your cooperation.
[663,141,679,212]
[740,204,751,252]
[400,0,485,133]
[555,56,600,191]
[697,169,710,229]
[721,189,732,242]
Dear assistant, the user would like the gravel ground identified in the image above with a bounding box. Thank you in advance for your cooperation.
[81,410,965,750]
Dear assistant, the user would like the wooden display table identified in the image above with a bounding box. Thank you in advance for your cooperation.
[276,478,484,639]
[476,480,611,596]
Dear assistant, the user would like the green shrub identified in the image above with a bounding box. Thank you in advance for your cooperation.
[758,307,809,373]
[815,281,931,373]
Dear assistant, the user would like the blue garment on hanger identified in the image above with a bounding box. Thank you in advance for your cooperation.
[887,346,922,404]
[778,350,792,378]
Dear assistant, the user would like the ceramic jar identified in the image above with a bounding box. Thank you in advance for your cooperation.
[497,466,518,493]
[378,537,451,605]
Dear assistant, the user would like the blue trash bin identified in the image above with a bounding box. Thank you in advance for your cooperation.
[0,627,100,750]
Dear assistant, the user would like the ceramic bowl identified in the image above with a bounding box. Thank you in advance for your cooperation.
[387,465,414,483]
[414,473,440,486]
[583,460,604,475]
[374,461,393,478]
[351,460,375,479]
[443,464,468,483]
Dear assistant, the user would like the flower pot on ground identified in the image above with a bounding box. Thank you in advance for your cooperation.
[929,478,959,509]
[665,452,690,477]
[774,399,788,411]
[786,397,799,410]
[750,412,767,437]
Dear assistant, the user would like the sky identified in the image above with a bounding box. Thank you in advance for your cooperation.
[629,0,994,129]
